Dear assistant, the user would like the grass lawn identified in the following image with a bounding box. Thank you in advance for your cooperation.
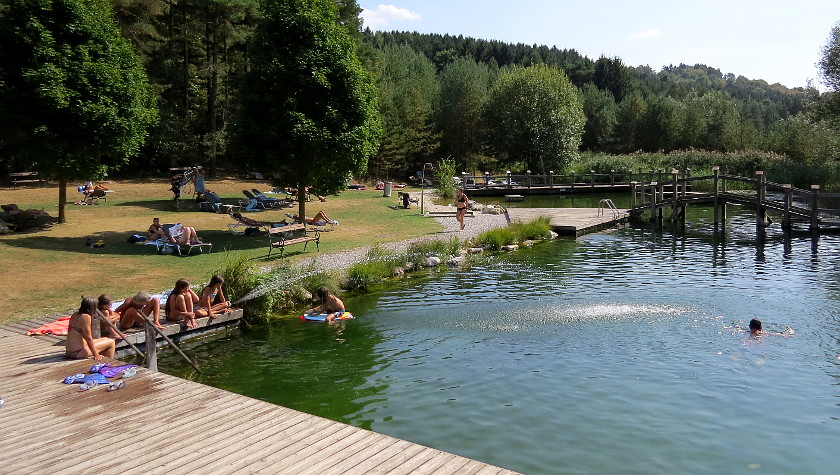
[0,177,440,323]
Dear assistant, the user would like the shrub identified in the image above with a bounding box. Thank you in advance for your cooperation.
[511,216,552,240]
[475,226,518,250]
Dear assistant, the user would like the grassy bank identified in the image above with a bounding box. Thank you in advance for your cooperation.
[0,178,441,323]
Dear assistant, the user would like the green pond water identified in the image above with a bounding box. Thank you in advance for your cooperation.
[159,197,840,474]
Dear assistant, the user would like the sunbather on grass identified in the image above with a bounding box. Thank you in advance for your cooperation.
[115,291,164,330]
[65,297,115,360]
[148,217,167,241]
[165,279,207,329]
[199,275,233,319]
[290,210,335,226]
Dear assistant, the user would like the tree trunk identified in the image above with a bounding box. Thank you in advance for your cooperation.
[58,176,67,223]
[297,186,307,224]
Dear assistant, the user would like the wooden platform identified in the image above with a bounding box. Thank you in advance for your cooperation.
[507,207,629,236]
[0,317,519,474]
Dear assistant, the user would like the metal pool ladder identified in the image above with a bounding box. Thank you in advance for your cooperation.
[598,199,620,218]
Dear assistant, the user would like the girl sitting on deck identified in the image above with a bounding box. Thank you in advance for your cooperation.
[165,279,207,329]
[65,297,115,360]
[199,275,233,319]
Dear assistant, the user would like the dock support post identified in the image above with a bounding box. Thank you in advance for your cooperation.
[670,169,679,221]
[145,319,158,372]
[657,181,665,226]
[590,170,595,189]
[630,181,638,210]
[570,171,575,190]
[756,171,768,226]
[712,166,720,227]
[782,184,792,229]
[549,171,553,189]
[811,185,820,230]
[610,170,615,185]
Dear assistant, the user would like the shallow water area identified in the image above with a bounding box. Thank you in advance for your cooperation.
[162,205,840,474]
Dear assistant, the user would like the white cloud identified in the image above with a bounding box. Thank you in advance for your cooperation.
[361,4,422,30]
[630,28,664,39]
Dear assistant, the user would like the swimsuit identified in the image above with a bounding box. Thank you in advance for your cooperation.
[65,324,87,359]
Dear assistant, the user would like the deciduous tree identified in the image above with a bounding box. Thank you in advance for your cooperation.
[231,0,380,220]
[484,64,585,174]
[0,0,157,222]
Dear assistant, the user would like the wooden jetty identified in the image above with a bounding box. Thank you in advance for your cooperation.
[462,169,687,197]
[507,206,629,236]
[629,167,840,232]
[0,316,520,474]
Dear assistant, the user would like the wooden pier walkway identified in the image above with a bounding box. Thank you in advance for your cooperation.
[507,207,629,236]
[0,317,519,474]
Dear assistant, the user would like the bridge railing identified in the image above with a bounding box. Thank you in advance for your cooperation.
[461,169,693,189]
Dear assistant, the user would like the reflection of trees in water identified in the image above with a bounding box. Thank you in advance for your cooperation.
[157,307,387,429]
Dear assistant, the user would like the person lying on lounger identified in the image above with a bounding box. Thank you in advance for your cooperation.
[231,212,286,228]
[168,223,203,245]
[65,297,116,360]
[289,210,336,226]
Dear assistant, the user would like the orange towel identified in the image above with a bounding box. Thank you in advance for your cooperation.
[26,316,71,336]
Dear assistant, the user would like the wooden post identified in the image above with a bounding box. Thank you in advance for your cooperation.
[712,166,720,226]
[549,171,553,189]
[145,318,157,372]
[811,185,820,230]
[657,181,665,225]
[630,181,638,210]
[670,169,679,221]
[782,184,792,229]
[610,170,615,185]
[590,170,595,188]
[756,171,767,226]
[570,171,575,189]
[91,310,101,339]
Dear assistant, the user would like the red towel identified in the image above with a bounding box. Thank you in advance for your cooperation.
[26,316,71,336]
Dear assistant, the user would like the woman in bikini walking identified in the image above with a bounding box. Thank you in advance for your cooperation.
[65,297,116,360]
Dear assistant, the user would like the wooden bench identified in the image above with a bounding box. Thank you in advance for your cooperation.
[267,222,320,258]
[9,172,45,188]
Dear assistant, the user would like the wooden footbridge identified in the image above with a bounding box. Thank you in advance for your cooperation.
[0,313,520,474]
[629,167,839,231]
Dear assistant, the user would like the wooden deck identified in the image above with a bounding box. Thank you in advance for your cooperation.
[0,316,519,474]
[507,207,629,236]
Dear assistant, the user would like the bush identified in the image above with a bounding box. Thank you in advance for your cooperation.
[475,226,518,250]
[511,216,552,240]
[407,237,460,259]
[435,157,457,198]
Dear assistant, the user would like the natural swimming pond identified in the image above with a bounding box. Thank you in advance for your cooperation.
[160,203,840,474]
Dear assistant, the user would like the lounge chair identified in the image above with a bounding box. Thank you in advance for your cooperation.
[241,190,280,209]
[252,189,292,208]
[285,211,339,231]
[199,191,241,214]
[146,224,212,256]
[228,213,286,235]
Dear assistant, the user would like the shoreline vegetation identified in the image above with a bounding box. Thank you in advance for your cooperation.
[222,216,554,324]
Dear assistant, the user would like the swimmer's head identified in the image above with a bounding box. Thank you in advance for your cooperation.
[749,318,762,332]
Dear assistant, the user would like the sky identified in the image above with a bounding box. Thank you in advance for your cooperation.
[359,0,840,90]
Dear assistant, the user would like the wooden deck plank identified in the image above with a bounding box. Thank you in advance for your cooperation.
[0,319,520,475]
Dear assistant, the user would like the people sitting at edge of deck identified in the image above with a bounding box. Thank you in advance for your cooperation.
[165,279,207,329]
[304,287,346,322]
[199,275,233,320]
[65,297,116,360]
[97,294,121,339]
[114,291,164,330]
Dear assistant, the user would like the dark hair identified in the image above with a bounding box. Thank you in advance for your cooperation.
[749,318,762,331]
[166,279,191,316]
[97,294,112,309]
[315,286,331,302]
[208,275,224,286]
[78,297,97,315]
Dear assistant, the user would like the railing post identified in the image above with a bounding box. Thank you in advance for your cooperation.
[92,311,101,339]
[630,181,638,210]
[145,318,158,372]
[590,170,595,188]
[811,185,820,230]
[570,171,575,190]
[671,169,679,221]
[526,170,531,188]
[756,171,767,226]
[782,184,792,229]
[713,166,720,226]
[549,171,554,189]
[610,170,616,185]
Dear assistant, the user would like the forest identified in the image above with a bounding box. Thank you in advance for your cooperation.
[2,0,839,188]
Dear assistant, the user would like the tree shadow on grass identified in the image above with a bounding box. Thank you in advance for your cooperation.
[113,199,186,212]
[0,229,269,255]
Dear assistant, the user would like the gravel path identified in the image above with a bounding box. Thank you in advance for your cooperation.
[292,208,509,273]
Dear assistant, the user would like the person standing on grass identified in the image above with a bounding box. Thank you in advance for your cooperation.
[455,188,469,230]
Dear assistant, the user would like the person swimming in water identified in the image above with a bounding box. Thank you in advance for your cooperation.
[749,318,792,337]
[304,287,345,322]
